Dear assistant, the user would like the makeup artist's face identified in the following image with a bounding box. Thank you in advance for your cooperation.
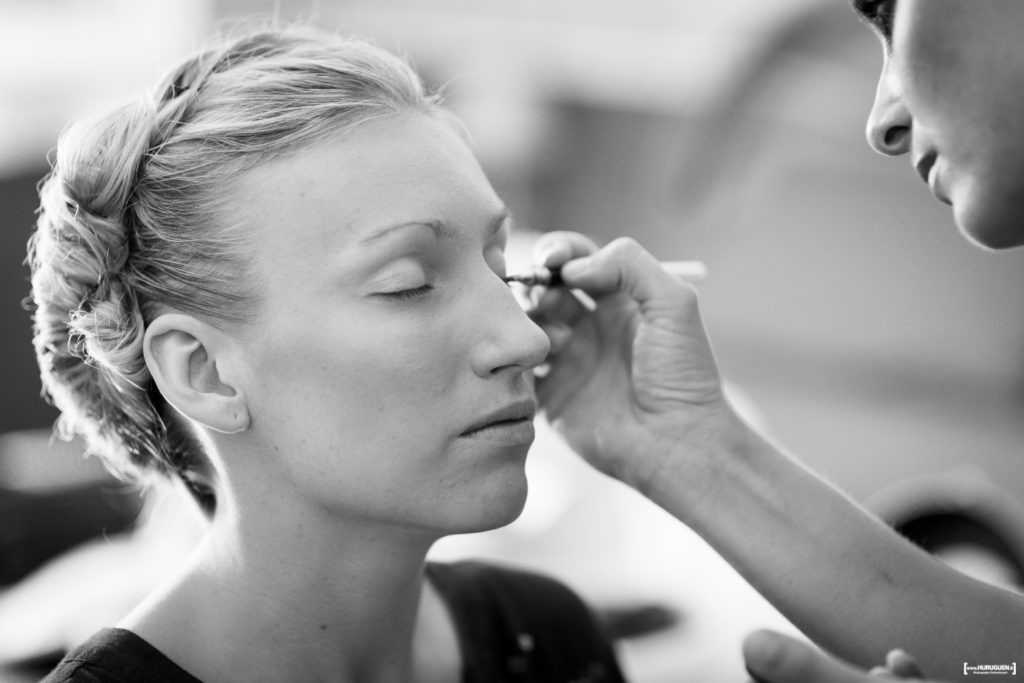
[859,0,1024,248]
[227,113,550,533]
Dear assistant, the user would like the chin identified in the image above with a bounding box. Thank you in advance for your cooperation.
[459,473,530,534]
[956,197,1024,250]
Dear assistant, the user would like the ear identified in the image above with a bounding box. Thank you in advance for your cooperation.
[143,313,251,434]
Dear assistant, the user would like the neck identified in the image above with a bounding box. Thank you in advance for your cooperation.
[123,485,454,683]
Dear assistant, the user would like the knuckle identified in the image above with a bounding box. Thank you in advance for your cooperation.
[536,230,574,247]
[605,236,644,261]
[655,275,700,314]
[678,281,701,308]
[535,231,598,259]
[533,232,571,260]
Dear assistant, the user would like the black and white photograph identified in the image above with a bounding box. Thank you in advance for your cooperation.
[1,1,1023,681]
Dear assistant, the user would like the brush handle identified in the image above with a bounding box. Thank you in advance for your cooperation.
[503,260,706,287]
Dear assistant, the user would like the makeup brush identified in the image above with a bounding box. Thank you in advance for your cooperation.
[503,260,707,287]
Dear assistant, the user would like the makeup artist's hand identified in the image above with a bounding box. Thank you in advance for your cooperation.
[530,232,745,494]
[743,630,932,682]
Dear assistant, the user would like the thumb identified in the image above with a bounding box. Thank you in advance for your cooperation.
[743,630,874,683]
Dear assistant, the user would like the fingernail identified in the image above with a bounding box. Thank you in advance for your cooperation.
[534,242,562,265]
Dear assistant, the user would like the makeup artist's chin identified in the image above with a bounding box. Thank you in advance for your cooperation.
[955,197,1024,250]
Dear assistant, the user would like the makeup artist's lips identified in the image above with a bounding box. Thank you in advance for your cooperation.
[459,399,537,444]
[914,152,936,186]
[914,152,952,206]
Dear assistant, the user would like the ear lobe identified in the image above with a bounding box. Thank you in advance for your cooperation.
[143,313,251,435]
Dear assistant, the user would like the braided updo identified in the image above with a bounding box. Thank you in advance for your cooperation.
[27,26,441,515]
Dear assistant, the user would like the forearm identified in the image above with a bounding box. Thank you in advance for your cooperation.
[530,231,1024,676]
[643,411,1024,679]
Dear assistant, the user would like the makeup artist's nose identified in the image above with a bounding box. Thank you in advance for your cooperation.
[866,66,912,156]
[471,277,550,377]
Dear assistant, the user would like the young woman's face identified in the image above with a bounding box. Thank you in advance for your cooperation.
[860,0,1024,248]
[224,113,550,534]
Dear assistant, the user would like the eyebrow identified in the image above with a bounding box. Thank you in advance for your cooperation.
[358,206,512,245]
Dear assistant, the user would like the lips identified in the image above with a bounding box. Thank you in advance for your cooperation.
[913,152,951,206]
[914,152,936,186]
[460,399,537,441]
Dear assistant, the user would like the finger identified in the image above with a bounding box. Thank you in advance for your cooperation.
[528,285,591,329]
[558,237,694,315]
[885,650,925,679]
[533,231,601,268]
[539,320,573,356]
[535,331,596,419]
[743,630,875,683]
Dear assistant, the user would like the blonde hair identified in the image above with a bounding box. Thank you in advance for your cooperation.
[28,26,442,515]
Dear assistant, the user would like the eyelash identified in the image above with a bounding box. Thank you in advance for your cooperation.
[377,251,515,303]
[384,275,518,298]
[381,284,434,301]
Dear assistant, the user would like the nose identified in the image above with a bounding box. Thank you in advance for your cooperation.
[865,63,912,156]
[470,274,551,378]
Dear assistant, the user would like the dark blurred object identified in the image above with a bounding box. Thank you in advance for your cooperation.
[598,602,682,641]
[867,468,1024,590]
[0,651,64,683]
[0,484,143,587]
[0,429,144,587]
[1,169,60,436]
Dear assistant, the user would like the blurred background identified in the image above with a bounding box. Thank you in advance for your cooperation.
[4,0,1024,681]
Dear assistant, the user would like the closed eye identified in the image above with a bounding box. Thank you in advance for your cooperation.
[379,284,434,301]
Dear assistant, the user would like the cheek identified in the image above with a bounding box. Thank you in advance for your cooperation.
[237,319,465,511]
[246,312,464,449]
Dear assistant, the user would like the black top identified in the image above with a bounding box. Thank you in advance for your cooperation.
[41,561,626,683]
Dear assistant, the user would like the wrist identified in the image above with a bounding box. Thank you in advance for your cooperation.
[633,401,765,526]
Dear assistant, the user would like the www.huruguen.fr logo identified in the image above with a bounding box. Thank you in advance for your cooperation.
[964,662,1017,675]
